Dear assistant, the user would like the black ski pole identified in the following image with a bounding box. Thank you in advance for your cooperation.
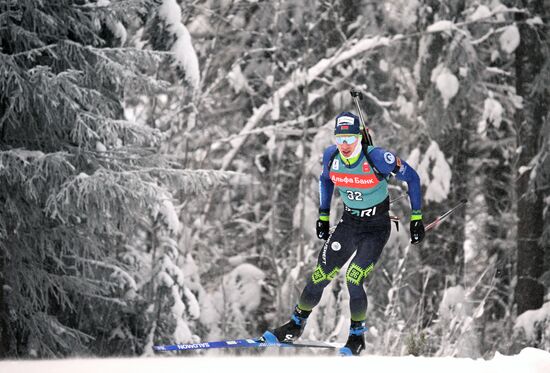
[350,88,373,146]
[425,199,468,232]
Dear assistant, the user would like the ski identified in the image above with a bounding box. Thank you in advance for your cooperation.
[152,337,338,352]
[425,198,468,232]
[339,347,354,356]
[153,338,277,352]
[259,331,338,349]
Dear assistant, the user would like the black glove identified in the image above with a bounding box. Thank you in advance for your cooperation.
[410,220,425,245]
[316,219,330,240]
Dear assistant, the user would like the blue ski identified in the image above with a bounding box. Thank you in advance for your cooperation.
[153,338,275,352]
[262,332,356,356]
[339,347,353,356]
[260,331,338,349]
[153,333,338,352]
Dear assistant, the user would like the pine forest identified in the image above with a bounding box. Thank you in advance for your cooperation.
[0,0,549,360]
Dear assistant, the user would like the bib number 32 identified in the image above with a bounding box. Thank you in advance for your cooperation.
[346,191,363,201]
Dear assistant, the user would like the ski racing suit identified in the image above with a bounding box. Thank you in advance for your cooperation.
[297,144,422,322]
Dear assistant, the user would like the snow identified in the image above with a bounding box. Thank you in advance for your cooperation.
[379,59,389,72]
[478,95,504,136]
[485,67,510,76]
[271,92,280,120]
[484,96,504,127]
[407,141,452,203]
[431,65,459,108]
[171,285,192,341]
[207,263,266,329]
[2,348,550,373]
[109,21,127,45]
[227,64,251,94]
[464,211,481,263]
[526,16,543,26]
[221,35,391,170]
[307,90,324,105]
[331,90,352,108]
[499,24,520,54]
[396,94,414,119]
[427,20,455,34]
[518,165,532,176]
[439,285,468,320]
[265,74,274,87]
[469,5,492,21]
[152,190,182,233]
[392,66,416,96]
[514,301,550,340]
[186,14,212,35]
[96,141,107,152]
[158,0,200,89]
[183,286,200,319]
[508,91,523,109]
[9,148,46,162]
[159,198,182,233]
[187,110,196,130]
[150,251,198,348]
[222,263,266,313]
[383,0,419,30]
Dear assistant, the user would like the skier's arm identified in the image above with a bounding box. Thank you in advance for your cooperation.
[394,160,422,218]
[368,147,422,218]
[319,145,337,221]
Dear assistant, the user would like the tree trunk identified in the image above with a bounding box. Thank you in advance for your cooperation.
[0,256,11,357]
[514,0,547,315]
[414,0,469,328]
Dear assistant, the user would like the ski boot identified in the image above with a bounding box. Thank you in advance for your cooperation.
[261,306,311,344]
[340,320,367,356]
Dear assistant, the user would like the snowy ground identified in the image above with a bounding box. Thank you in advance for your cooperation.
[2,348,550,373]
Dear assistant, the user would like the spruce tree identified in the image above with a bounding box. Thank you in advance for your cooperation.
[0,0,236,357]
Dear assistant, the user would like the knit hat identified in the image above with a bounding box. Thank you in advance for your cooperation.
[334,112,361,135]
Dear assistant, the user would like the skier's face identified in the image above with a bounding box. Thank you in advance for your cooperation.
[335,134,360,158]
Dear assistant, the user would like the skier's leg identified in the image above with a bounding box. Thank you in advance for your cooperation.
[346,218,390,320]
[298,218,357,311]
[343,218,391,355]
[267,217,356,343]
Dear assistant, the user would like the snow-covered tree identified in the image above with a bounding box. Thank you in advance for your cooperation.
[2,0,548,359]
[0,0,238,358]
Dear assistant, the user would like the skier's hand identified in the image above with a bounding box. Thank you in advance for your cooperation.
[410,219,425,245]
[316,219,330,240]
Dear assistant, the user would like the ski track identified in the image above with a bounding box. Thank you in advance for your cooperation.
[1,347,550,373]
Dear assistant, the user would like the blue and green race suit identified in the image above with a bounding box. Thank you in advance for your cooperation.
[319,144,422,216]
[297,144,422,322]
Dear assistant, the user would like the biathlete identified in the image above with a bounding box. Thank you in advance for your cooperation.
[262,111,425,355]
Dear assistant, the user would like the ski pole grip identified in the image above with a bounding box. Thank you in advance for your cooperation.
[350,89,363,100]
[349,88,373,145]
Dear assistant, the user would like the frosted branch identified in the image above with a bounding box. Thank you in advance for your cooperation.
[79,258,138,291]
[221,35,392,170]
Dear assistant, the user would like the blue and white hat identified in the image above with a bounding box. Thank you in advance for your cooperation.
[334,112,361,135]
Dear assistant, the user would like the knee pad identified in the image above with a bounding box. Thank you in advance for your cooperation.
[311,265,340,285]
[346,262,375,286]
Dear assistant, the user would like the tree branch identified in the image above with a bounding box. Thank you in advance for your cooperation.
[220,35,393,170]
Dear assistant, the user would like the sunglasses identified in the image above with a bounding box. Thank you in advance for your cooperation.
[335,135,360,145]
